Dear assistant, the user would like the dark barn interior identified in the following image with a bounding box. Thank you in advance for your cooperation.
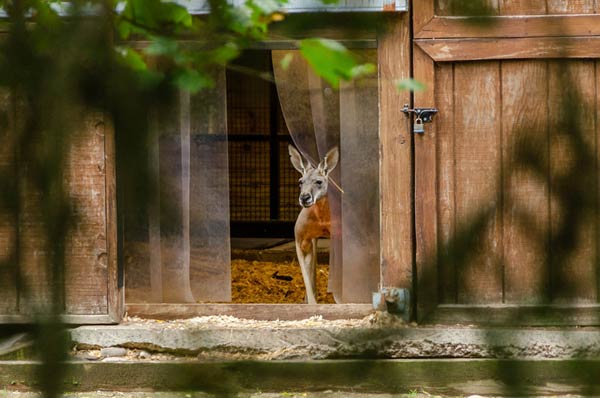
[226,50,298,240]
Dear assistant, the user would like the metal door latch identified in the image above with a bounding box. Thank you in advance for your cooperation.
[372,287,411,321]
[401,104,438,134]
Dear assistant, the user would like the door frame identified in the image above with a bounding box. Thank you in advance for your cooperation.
[121,15,414,320]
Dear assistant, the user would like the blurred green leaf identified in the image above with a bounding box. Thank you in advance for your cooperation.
[210,42,240,65]
[31,0,60,26]
[248,0,284,15]
[395,78,426,92]
[119,0,193,37]
[299,38,374,88]
[280,52,294,70]
[174,69,214,93]
[115,46,147,71]
[349,63,376,79]
[117,19,132,39]
[144,36,179,57]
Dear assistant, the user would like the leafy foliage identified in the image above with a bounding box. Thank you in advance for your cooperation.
[300,38,376,88]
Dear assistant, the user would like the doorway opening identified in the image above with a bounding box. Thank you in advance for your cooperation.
[121,47,380,307]
[227,50,333,303]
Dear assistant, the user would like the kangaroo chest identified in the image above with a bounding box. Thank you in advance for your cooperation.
[295,198,331,239]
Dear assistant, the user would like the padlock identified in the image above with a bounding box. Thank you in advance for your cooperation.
[413,116,425,134]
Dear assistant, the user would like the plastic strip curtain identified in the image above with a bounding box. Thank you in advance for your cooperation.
[272,50,380,303]
[125,69,231,303]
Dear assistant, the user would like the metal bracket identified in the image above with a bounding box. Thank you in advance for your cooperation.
[401,104,438,123]
[372,287,411,322]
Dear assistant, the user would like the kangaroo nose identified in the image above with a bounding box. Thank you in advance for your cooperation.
[300,193,312,205]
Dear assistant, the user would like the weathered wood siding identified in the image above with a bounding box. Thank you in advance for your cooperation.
[0,98,119,322]
[433,59,600,305]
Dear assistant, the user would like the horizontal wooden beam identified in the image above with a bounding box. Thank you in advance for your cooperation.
[0,314,117,324]
[415,36,600,62]
[416,15,600,40]
[3,359,600,395]
[426,304,600,326]
[126,303,374,320]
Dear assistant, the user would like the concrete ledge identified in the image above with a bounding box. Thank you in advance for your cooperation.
[70,323,600,360]
[2,359,600,396]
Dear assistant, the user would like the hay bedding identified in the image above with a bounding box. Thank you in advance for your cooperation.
[125,241,334,303]
[231,259,335,304]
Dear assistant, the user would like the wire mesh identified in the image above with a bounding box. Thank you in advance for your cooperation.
[228,140,271,221]
[279,140,299,221]
[227,50,297,224]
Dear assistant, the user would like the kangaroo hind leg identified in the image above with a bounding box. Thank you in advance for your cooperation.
[296,238,318,305]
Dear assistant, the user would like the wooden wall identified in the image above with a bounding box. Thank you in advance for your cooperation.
[0,103,119,323]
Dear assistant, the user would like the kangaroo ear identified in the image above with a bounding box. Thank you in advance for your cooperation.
[319,147,339,176]
[288,145,306,174]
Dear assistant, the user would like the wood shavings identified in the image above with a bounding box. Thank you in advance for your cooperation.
[122,313,382,329]
[125,242,334,304]
[231,259,334,304]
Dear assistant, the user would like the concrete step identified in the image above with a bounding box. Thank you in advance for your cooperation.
[1,359,600,396]
[69,316,600,361]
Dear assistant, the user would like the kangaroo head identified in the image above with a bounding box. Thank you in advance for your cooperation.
[288,145,339,208]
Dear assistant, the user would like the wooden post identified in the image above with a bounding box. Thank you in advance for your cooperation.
[378,14,413,293]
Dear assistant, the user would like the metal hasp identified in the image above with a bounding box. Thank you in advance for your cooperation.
[372,287,411,321]
[401,104,438,134]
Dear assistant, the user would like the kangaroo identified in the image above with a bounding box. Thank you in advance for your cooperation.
[288,145,339,304]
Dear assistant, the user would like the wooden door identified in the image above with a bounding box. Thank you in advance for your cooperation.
[413,1,600,325]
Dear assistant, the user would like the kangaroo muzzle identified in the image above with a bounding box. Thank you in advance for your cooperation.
[299,193,313,207]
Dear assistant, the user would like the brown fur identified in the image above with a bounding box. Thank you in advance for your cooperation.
[288,145,339,304]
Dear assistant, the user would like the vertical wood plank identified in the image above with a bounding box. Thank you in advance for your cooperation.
[454,62,503,304]
[64,115,109,314]
[597,59,600,304]
[548,60,597,303]
[18,201,52,313]
[414,46,439,320]
[499,0,546,15]
[104,116,122,321]
[547,0,595,13]
[414,0,434,34]
[18,107,53,313]
[378,14,413,291]
[0,90,18,314]
[435,0,451,15]
[502,61,550,304]
[148,112,163,302]
[435,63,456,304]
[180,89,192,301]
